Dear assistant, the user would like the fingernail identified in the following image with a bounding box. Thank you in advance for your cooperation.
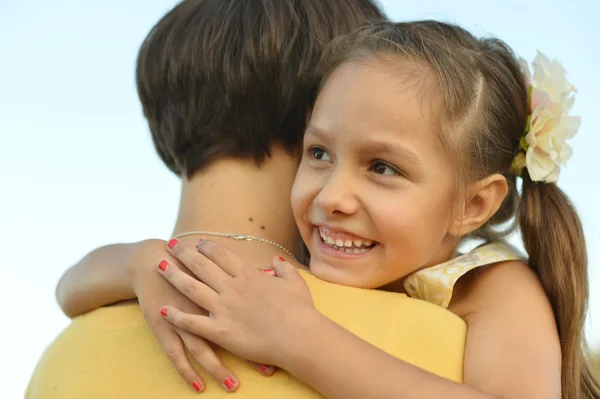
[277,256,285,262]
[168,239,178,249]
[160,307,168,317]
[259,364,274,376]
[262,268,274,273]
[158,260,168,272]
[196,239,204,249]
[223,377,236,390]
[192,380,203,392]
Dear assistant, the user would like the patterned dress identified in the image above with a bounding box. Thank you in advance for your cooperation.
[404,242,525,308]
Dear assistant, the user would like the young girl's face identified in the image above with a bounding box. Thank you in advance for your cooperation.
[291,59,461,290]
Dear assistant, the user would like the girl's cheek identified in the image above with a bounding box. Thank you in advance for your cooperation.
[291,178,311,227]
[292,169,315,203]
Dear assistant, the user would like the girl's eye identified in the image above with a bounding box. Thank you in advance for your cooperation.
[307,147,332,162]
[370,161,400,176]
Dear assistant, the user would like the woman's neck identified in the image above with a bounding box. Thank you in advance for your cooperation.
[172,147,305,269]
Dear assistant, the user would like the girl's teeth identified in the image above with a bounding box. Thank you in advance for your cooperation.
[319,228,375,253]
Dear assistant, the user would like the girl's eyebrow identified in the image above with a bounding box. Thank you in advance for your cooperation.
[306,125,421,166]
[305,125,329,139]
[361,140,422,166]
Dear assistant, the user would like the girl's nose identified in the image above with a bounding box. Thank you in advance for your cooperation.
[313,169,359,216]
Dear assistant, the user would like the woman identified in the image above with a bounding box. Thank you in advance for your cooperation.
[27,1,466,397]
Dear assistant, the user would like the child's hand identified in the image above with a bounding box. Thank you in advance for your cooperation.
[131,240,273,392]
[160,239,317,367]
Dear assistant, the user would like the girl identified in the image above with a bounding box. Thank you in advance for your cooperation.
[157,21,600,399]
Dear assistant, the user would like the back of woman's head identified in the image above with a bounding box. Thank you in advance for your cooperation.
[136,0,385,177]
[318,20,600,398]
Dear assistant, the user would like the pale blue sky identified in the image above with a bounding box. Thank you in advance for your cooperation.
[1,0,598,397]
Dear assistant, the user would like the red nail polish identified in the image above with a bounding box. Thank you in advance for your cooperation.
[277,256,285,262]
[168,239,178,249]
[223,377,236,390]
[196,239,204,249]
[259,364,272,375]
[160,307,168,317]
[262,268,274,273]
[158,260,168,272]
[192,381,202,392]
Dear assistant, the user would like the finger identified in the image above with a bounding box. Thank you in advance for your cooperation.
[247,360,277,377]
[261,268,276,277]
[160,305,218,343]
[166,239,230,292]
[271,256,301,280]
[157,260,219,313]
[195,239,251,277]
[158,329,206,393]
[178,330,240,392]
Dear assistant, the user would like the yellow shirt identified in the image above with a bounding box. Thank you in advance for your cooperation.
[26,271,466,398]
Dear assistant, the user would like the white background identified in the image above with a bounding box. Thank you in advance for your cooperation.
[1,0,598,396]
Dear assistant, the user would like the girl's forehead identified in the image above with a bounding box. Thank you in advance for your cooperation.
[313,60,443,140]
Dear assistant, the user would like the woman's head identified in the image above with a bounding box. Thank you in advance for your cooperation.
[291,20,598,398]
[136,0,385,178]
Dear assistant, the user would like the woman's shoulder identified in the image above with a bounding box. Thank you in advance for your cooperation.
[298,270,467,383]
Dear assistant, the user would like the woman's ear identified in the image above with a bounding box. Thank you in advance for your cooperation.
[449,174,508,237]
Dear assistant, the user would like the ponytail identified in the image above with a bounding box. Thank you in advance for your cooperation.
[519,173,600,399]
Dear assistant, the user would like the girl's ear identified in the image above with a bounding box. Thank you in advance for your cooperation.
[449,174,508,237]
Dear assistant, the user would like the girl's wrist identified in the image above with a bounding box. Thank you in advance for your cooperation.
[277,307,329,371]
[130,239,165,296]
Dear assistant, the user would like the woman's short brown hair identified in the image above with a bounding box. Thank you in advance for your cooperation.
[136,0,385,177]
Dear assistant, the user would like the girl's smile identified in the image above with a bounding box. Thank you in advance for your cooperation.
[314,225,378,258]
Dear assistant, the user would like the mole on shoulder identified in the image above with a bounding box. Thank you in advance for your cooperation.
[260,225,266,230]
[248,217,254,222]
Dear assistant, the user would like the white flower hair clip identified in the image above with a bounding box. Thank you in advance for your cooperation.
[510,51,580,183]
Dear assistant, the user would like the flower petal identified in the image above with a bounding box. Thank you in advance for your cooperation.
[557,115,581,139]
[521,51,578,183]
[558,143,573,165]
[526,146,560,182]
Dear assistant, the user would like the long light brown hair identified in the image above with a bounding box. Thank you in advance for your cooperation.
[319,21,600,399]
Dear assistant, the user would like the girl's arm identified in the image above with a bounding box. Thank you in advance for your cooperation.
[449,261,562,398]
[278,309,486,399]
[56,240,162,317]
[162,240,562,399]
[282,261,561,399]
